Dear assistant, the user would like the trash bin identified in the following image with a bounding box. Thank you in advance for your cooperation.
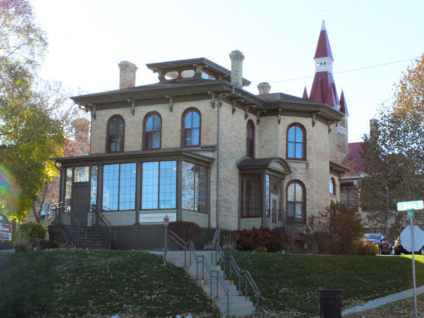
[318,289,343,318]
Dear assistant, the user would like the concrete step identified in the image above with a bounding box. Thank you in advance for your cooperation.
[203,288,240,297]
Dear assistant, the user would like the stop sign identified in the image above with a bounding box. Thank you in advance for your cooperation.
[400,225,424,252]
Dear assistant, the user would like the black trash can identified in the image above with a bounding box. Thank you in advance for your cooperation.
[318,289,343,318]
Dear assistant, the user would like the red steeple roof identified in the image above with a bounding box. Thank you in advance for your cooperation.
[309,72,340,108]
[314,21,334,60]
[302,86,308,99]
[339,90,349,115]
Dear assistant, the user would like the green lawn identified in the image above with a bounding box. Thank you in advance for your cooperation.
[0,249,219,318]
[2,250,424,318]
[227,252,424,317]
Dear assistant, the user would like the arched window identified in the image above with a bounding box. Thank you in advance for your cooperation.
[106,115,124,153]
[246,120,255,158]
[329,178,336,195]
[143,112,162,150]
[287,123,306,160]
[182,108,201,147]
[286,180,306,224]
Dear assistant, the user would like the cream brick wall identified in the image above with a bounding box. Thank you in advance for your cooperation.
[91,99,217,153]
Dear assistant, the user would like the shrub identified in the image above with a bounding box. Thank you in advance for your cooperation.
[221,233,237,251]
[352,242,379,255]
[15,242,33,253]
[271,227,295,252]
[168,221,202,243]
[233,226,280,252]
[27,238,48,250]
[15,222,47,243]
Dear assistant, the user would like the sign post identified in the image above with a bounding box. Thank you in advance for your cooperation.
[398,201,422,318]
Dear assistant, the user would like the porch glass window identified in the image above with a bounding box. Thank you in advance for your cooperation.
[144,113,161,149]
[242,174,261,217]
[183,109,200,146]
[107,115,124,152]
[287,180,305,224]
[141,161,177,209]
[65,168,73,212]
[74,166,89,182]
[103,163,136,211]
[90,166,98,212]
[330,178,336,195]
[182,162,207,213]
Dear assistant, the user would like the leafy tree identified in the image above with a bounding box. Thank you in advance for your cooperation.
[0,0,86,222]
[360,53,424,236]
[308,202,364,255]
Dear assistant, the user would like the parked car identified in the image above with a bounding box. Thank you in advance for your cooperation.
[394,235,424,255]
[362,233,392,255]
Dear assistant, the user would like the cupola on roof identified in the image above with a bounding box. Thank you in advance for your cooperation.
[146,58,251,87]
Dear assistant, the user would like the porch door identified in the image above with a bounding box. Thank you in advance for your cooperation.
[72,184,91,226]
[270,193,279,228]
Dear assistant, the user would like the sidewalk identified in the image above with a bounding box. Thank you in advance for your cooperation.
[342,285,424,315]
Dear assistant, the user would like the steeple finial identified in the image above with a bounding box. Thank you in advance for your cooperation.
[321,20,326,31]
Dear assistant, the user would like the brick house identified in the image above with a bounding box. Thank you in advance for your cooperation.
[49,21,351,250]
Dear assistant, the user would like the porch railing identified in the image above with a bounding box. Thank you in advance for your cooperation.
[53,203,86,248]
[167,230,230,317]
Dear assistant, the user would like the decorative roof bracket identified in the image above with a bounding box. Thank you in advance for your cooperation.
[328,121,338,133]
[208,91,216,108]
[232,99,244,115]
[256,110,268,125]
[218,93,230,107]
[245,105,256,120]
[88,103,96,119]
[153,68,162,81]
[194,64,204,75]
[127,99,135,116]
[278,108,282,124]
[218,75,227,81]
[312,111,321,127]
[165,95,174,112]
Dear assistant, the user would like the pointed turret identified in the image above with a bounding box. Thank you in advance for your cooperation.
[302,86,308,99]
[339,90,349,115]
[309,20,340,109]
[314,21,334,60]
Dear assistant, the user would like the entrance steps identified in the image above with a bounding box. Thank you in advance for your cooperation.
[59,225,110,249]
[154,251,256,316]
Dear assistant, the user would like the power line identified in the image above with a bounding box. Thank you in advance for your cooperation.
[263,57,420,85]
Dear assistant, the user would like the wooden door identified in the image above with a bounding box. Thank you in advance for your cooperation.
[72,184,90,226]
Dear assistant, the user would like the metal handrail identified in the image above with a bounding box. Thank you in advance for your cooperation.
[166,230,230,316]
[92,209,114,249]
[58,203,86,248]
[212,228,260,314]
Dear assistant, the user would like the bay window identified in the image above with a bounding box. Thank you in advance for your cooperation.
[242,174,261,217]
[103,163,136,211]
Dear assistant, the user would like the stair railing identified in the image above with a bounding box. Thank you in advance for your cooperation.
[167,229,230,316]
[59,203,86,248]
[92,206,115,249]
[212,229,260,314]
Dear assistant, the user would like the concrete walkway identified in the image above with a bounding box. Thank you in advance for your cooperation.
[342,285,424,315]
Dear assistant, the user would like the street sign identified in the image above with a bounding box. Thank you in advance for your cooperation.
[0,214,12,242]
[397,201,424,211]
[408,209,415,219]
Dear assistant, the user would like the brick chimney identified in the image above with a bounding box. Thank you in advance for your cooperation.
[257,82,271,95]
[118,61,138,89]
[229,50,245,88]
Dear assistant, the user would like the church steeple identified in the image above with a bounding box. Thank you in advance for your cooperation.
[302,86,308,99]
[309,20,340,109]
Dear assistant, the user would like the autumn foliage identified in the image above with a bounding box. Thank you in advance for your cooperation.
[232,226,281,252]
[308,202,365,255]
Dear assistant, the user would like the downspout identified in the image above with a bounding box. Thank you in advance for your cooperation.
[216,88,234,231]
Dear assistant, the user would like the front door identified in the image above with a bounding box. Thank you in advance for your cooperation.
[72,184,91,226]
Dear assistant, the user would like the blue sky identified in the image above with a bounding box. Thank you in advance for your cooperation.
[30,0,424,142]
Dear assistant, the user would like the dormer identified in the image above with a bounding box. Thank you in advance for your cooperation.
[146,58,251,86]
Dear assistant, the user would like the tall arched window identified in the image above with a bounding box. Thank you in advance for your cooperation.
[330,178,336,195]
[286,180,306,224]
[246,120,255,158]
[143,112,162,150]
[106,115,124,153]
[287,123,306,160]
[182,108,201,147]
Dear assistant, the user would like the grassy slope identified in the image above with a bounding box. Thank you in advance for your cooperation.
[0,250,219,318]
[227,252,424,316]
